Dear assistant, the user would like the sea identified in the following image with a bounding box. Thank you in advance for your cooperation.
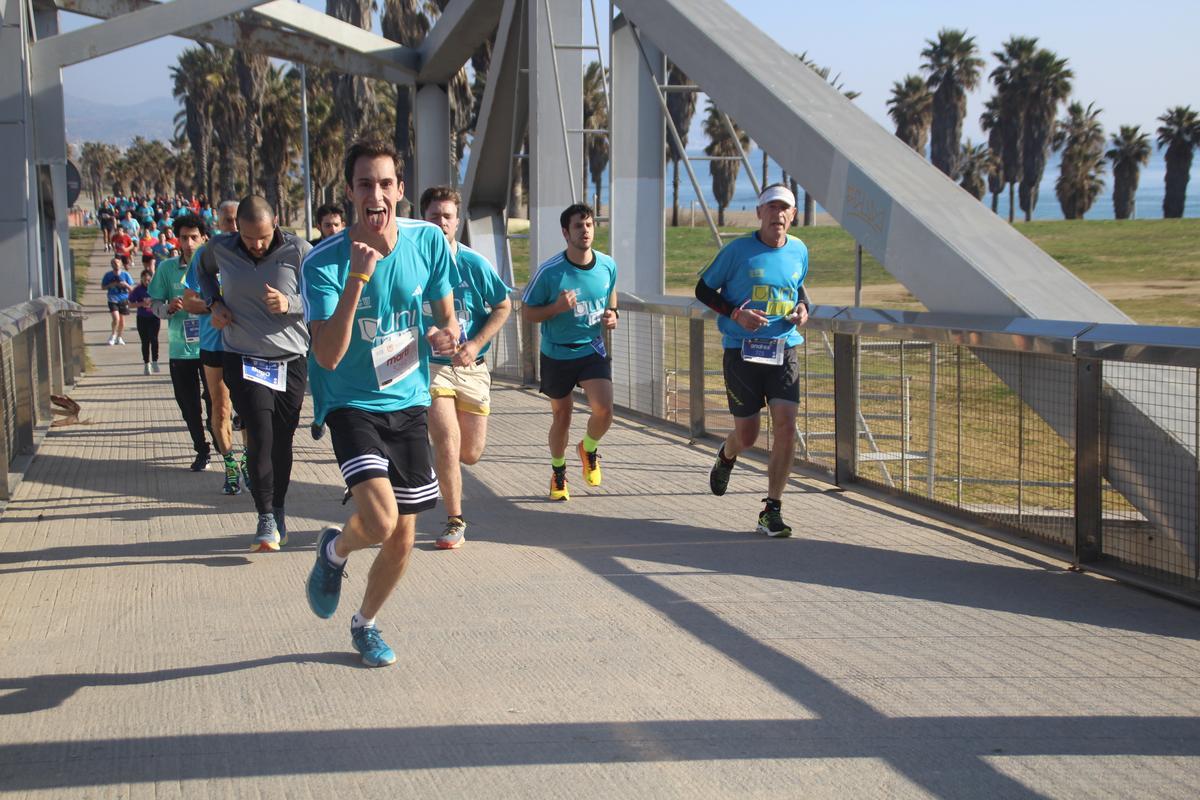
[584,146,1200,222]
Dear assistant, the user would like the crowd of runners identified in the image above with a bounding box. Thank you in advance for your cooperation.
[94,141,811,668]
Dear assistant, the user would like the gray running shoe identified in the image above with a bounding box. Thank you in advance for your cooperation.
[251,513,280,552]
[437,517,466,550]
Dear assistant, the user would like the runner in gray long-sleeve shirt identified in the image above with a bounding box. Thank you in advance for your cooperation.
[197,196,312,552]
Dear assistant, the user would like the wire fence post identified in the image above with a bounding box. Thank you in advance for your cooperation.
[834,331,858,486]
[1074,357,1103,563]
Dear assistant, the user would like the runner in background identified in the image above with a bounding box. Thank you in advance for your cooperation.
[127,269,160,374]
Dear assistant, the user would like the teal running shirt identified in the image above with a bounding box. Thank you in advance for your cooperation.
[301,220,454,424]
[700,232,809,349]
[423,242,512,366]
[521,250,617,360]
[183,247,223,353]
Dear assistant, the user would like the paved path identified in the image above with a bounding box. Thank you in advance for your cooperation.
[1,236,1198,798]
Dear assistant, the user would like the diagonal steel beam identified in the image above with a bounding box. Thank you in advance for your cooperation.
[52,0,419,83]
[251,0,419,77]
[417,0,503,83]
[31,0,269,69]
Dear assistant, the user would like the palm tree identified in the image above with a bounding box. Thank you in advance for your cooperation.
[234,51,269,195]
[958,141,990,200]
[921,29,984,178]
[887,74,932,154]
[1053,101,1106,219]
[665,63,697,227]
[80,141,118,209]
[1106,125,1151,220]
[329,0,377,148]
[206,47,241,201]
[979,98,1004,212]
[702,101,748,227]
[989,36,1038,222]
[1156,106,1200,219]
[297,67,345,205]
[171,45,221,200]
[582,61,609,211]
[1017,47,1072,221]
[260,66,300,219]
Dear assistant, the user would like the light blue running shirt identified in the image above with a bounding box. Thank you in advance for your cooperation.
[521,250,617,360]
[423,242,512,366]
[700,232,809,349]
[183,247,223,353]
[302,220,454,425]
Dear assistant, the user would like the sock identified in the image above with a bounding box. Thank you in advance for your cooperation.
[324,534,347,566]
[582,434,600,453]
[764,497,782,511]
[351,612,375,629]
[448,515,464,524]
[719,445,737,466]
[551,456,566,469]
[223,453,237,466]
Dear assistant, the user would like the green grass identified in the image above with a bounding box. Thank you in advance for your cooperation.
[68,227,98,303]
[509,218,1200,324]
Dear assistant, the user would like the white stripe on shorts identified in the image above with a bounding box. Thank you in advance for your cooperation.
[394,482,440,501]
[340,454,389,480]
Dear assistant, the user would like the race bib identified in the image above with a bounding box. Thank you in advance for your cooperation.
[741,337,784,365]
[590,335,607,358]
[372,327,419,389]
[182,318,200,343]
[242,357,288,391]
[456,314,469,344]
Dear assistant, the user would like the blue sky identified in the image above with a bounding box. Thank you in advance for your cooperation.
[60,0,1199,144]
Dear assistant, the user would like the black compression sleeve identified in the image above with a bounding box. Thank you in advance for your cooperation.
[694,278,735,317]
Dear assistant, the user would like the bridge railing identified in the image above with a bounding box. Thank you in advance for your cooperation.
[488,295,1200,599]
[0,297,85,503]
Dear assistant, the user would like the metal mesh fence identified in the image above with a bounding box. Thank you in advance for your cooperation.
[491,298,1200,594]
[829,339,1077,549]
[1100,362,1198,584]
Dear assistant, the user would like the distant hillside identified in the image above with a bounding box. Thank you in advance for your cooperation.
[65,94,176,147]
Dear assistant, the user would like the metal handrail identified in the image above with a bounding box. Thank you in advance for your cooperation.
[0,295,86,505]
[613,294,1200,363]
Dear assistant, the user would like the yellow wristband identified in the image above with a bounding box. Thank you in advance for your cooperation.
[349,272,371,284]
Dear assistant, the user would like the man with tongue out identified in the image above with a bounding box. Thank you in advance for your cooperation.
[301,140,460,668]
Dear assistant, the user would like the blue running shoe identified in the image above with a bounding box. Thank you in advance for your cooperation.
[307,526,345,618]
[351,624,396,667]
[251,513,280,553]
[273,507,287,547]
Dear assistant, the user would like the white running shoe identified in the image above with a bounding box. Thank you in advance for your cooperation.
[116,337,126,345]
[143,363,152,375]
[107,335,116,345]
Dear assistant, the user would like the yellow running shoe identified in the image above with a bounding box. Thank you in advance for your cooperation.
[549,465,570,501]
[577,441,602,486]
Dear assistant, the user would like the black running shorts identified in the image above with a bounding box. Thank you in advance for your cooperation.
[538,351,612,399]
[199,348,224,369]
[722,345,801,418]
[326,406,439,514]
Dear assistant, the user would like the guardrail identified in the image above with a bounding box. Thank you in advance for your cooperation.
[0,297,85,503]
[488,295,1200,598]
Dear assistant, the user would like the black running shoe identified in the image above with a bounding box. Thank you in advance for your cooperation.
[190,452,211,472]
[756,499,792,538]
[709,448,734,496]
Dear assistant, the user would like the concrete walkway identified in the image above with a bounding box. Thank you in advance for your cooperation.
[0,236,1198,798]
